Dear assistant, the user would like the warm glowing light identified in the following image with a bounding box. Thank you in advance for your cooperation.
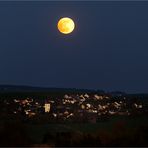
[57,17,75,34]
[45,103,51,112]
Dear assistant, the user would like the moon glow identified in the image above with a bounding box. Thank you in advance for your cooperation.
[57,17,75,34]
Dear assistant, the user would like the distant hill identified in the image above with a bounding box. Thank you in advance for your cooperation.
[0,85,148,100]
[0,85,105,94]
[109,91,127,97]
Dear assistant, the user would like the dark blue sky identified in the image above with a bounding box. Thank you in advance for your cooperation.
[0,1,148,93]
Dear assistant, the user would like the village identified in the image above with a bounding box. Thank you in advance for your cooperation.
[0,93,146,123]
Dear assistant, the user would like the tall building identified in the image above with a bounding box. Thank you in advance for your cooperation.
[45,103,50,113]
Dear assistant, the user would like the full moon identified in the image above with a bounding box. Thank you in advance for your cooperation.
[57,17,75,34]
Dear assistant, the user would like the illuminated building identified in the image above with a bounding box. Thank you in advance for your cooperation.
[45,103,51,113]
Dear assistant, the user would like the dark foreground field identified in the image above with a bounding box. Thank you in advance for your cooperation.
[0,115,148,147]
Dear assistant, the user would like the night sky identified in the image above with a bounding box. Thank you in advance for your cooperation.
[0,1,148,93]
